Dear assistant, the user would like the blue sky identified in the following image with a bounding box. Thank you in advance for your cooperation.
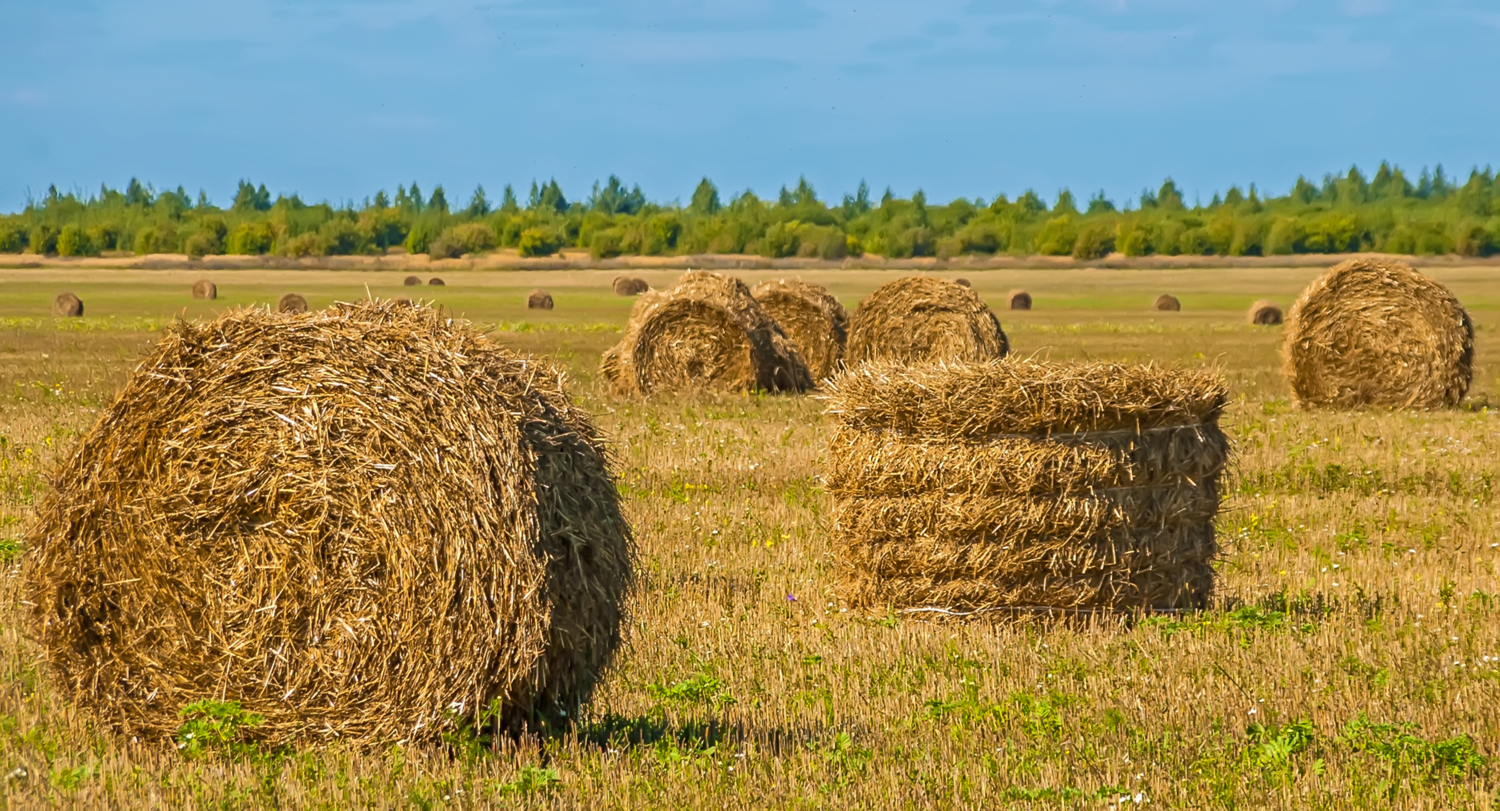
[3,0,1497,211]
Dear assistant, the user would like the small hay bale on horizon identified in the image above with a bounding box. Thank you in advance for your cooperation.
[613,276,649,296]
[1153,294,1181,312]
[277,293,308,314]
[1248,299,1283,326]
[22,300,634,746]
[954,278,972,288]
[846,276,1008,364]
[600,270,812,396]
[429,277,445,286]
[527,290,555,310]
[403,275,422,286]
[1006,290,1032,310]
[53,293,83,317]
[192,280,217,300]
[824,359,1229,614]
[1283,258,1472,409]
[751,278,849,381]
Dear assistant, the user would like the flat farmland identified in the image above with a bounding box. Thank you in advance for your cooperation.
[0,265,1496,808]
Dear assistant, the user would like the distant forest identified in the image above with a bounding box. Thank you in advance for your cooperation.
[2,164,1498,261]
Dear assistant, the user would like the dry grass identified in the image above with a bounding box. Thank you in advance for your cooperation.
[1284,258,1473,409]
[0,266,1494,808]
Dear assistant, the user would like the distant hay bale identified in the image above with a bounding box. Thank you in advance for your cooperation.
[954,278,972,288]
[23,300,633,746]
[403,275,422,286]
[428,277,445,286]
[527,290,555,310]
[1283,258,1473,409]
[600,270,812,396]
[1006,290,1032,310]
[192,280,217,300]
[751,278,848,381]
[277,293,308,314]
[846,276,1008,364]
[1153,294,1181,312]
[825,359,1229,614]
[1248,299,1283,326]
[612,277,649,296]
[52,293,83,317]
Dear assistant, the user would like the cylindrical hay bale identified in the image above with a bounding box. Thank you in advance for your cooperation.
[1006,290,1032,310]
[22,300,634,746]
[1284,258,1473,409]
[403,275,422,286]
[751,279,848,381]
[600,270,812,396]
[1153,294,1181,312]
[277,293,308,314]
[954,278,972,288]
[527,290,555,310]
[1248,299,1283,326]
[824,359,1229,614]
[428,278,445,286]
[192,280,217,300]
[846,277,1008,364]
[53,293,84,317]
[612,276,649,296]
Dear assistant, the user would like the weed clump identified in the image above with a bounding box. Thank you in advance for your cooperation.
[23,299,634,746]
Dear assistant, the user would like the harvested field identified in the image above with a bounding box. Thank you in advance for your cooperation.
[0,264,1495,808]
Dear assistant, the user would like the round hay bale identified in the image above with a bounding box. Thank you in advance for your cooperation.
[600,270,812,395]
[1153,294,1181,312]
[191,280,217,300]
[22,300,633,745]
[1006,290,1032,310]
[751,279,849,381]
[403,275,422,286]
[954,278,972,288]
[1248,299,1283,326]
[52,293,83,317]
[612,276,649,296]
[428,277,445,286]
[1283,258,1473,409]
[277,293,309,314]
[846,277,1008,364]
[527,290,555,310]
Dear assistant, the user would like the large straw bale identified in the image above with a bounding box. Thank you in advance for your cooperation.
[1153,294,1181,312]
[1248,300,1282,326]
[428,277,446,286]
[825,359,1227,613]
[1007,290,1032,310]
[403,275,422,286]
[751,278,848,381]
[192,280,217,300]
[600,270,812,396]
[277,293,308,314]
[53,293,83,317]
[527,290,555,310]
[1283,258,1473,409]
[613,277,649,296]
[846,277,1008,364]
[23,300,633,746]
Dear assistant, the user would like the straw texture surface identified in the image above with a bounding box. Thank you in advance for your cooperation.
[847,277,1008,364]
[600,270,812,396]
[825,359,1227,613]
[24,300,633,746]
[1283,258,1473,409]
[751,279,848,381]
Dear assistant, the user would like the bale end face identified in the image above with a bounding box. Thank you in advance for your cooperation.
[191,280,217,300]
[53,293,84,317]
[1153,294,1181,312]
[527,290,555,310]
[1006,290,1032,310]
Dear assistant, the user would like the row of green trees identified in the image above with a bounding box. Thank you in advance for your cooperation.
[3,165,1498,261]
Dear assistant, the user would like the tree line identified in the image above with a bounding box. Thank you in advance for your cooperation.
[2,164,1497,261]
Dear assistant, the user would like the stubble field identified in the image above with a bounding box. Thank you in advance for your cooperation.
[0,265,1496,809]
